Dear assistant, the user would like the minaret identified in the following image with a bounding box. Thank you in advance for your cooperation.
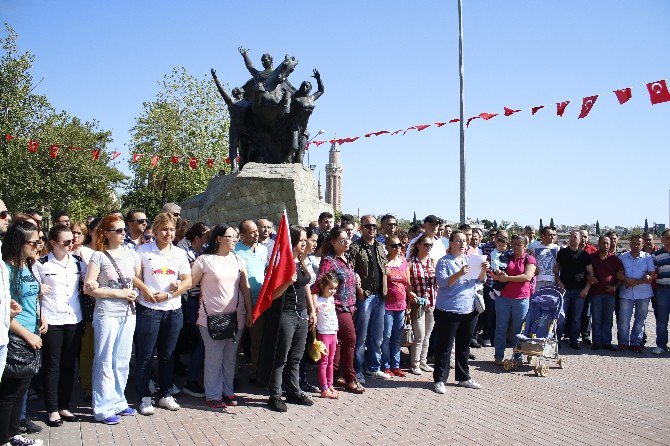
[324,141,343,212]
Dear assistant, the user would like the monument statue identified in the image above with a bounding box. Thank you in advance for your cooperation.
[211,47,324,171]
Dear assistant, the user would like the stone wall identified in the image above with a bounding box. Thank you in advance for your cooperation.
[180,163,334,227]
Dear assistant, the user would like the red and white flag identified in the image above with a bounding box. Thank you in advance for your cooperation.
[171,156,179,164]
[189,157,198,169]
[49,144,61,158]
[92,149,101,161]
[578,95,598,119]
[504,107,521,116]
[647,80,670,105]
[556,101,570,117]
[131,153,144,163]
[5,134,14,142]
[206,158,214,168]
[111,151,122,161]
[614,88,632,105]
[253,210,295,323]
[151,155,160,167]
[479,112,498,120]
[531,106,544,115]
[27,139,39,153]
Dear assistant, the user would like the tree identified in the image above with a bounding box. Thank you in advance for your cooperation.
[499,220,510,230]
[123,66,230,217]
[644,219,649,233]
[550,217,555,228]
[539,218,543,231]
[493,219,498,229]
[481,219,493,229]
[595,220,601,236]
[0,25,125,221]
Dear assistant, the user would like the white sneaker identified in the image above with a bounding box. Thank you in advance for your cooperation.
[158,395,180,411]
[458,378,482,389]
[11,435,44,446]
[410,367,422,375]
[139,397,155,415]
[148,379,158,395]
[419,363,434,372]
[433,382,446,394]
[369,369,391,380]
[355,372,366,385]
[168,384,181,395]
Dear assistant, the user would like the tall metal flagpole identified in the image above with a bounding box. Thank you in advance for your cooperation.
[458,0,466,224]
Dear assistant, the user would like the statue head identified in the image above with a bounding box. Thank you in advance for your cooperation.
[275,55,298,85]
[261,53,273,69]
[298,81,312,95]
[232,87,243,100]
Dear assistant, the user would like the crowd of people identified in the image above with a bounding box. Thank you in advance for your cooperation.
[0,199,668,446]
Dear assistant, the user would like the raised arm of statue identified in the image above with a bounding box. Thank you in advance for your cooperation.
[239,46,258,76]
[311,69,324,101]
[211,69,234,107]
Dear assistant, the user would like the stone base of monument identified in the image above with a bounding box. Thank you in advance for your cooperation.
[180,163,333,227]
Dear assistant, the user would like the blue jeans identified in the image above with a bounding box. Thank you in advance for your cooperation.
[655,287,670,348]
[618,298,650,346]
[590,294,615,346]
[354,294,385,373]
[135,304,183,400]
[92,311,136,421]
[381,309,405,369]
[559,289,585,343]
[494,297,529,360]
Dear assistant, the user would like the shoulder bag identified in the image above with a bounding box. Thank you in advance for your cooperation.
[5,272,42,378]
[202,254,242,341]
[103,250,136,314]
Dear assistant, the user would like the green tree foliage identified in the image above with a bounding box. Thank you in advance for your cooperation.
[0,24,125,221]
[595,220,601,235]
[122,66,230,217]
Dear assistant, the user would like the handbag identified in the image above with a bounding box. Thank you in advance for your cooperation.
[474,291,485,314]
[5,291,42,378]
[401,314,414,347]
[202,293,239,340]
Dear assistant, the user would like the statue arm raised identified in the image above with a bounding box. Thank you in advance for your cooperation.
[211,69,234,107]
[239,46,258,76]
[312,69,324,101]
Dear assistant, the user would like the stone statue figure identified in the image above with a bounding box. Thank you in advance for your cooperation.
[210,47,324,170]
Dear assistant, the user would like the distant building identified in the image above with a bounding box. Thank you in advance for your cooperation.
[325,141,343,212]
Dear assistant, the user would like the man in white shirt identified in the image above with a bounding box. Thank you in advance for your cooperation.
[528,226,560,289]
[406,215,447,264]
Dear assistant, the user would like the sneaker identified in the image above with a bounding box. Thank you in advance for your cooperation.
[618,344,628,351]
[355,372,367,385]
[569,342,581,350]
[419,363,434,372]
[630,345,643,354]
[148,379,158,395]
[205,399,226,409]
[369,369,392,380]
[482,340,492,347]
[19,419,42,434]
[433,382,447,394]
[100,415,121,425]
[390,368,407,377]
[652,346,666,355]
[11,435,43,446]
[222,395,238,407]
[410,367,422,375]
[494,358,504,365]
[300,381,320,393]
[117,407,137,417]
[139,397,155,416]
[286,392,314,406]
[168,384,181,396]
[158,395,180,411]
[458,378,482,389]
[268,396,287,412]
[182,381,206,398]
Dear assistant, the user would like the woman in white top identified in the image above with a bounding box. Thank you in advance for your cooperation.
[191,224,252,409]
[36,225,86,426]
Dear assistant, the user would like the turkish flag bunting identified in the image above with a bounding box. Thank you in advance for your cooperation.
[236,156,240,163]
[49,144,61,158]
[92,149,100,161]
[504,107,521,116]
[449,118,460,123]
[224,157,231,164]
[5,134,14,142]
[556,101,570,117]
[578,95,598,119]
[391,130,403,135]
[466,116,480,127]
[365,130,389,137]
[27,140,39,153]
[131,153,143,163]
[647,80,670,105]
[614,88,632,105]
[434,122,446,127]
[171,156,179,163]
[531,106,544,115]
[189,157,198,169]
[313,140,326,146]
[253,210,295,323]
[151,155,160,168]
[479,112,498,120]
[206,158,214,168]
[111,151,122,160]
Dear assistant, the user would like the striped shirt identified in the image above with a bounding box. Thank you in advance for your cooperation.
[653,247,670,287]
[409,256,437,306]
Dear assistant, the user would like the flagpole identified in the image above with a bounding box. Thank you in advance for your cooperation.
[458,0,466,224]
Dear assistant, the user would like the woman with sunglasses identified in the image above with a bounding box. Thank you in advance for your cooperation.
[84,214,142,425]
[407,233,437,375]
[34,225,85,427]
[0,221,47,446]
[313,227,364,394]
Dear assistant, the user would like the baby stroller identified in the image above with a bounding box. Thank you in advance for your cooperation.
[502,286,565,377]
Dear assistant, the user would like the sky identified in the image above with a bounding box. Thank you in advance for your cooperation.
[2,1,669,228]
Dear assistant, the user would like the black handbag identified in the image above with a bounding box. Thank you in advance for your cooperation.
[5,331,42,379]
[202,291,239,341]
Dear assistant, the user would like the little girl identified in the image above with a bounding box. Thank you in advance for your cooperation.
[315,272,339,399]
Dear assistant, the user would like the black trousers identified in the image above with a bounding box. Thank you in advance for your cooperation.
[268,310,308,398]
[42,322,83,413]
[0,374,31,443]
[432,309,478,384]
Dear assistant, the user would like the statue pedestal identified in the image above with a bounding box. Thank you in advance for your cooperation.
[180,163,333,227]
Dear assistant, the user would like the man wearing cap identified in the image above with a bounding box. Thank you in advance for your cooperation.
[162,203,181,219]
[406,215,447,264]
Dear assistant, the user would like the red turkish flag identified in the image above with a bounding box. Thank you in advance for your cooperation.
[434,122,446,127]
[27,139,39,153]
[479,112,498,120]
[466,116,480,127]
[111,151,122,160]
[504,107,520,116]
[92,149,101,161]
[614,88,632,105]
[189,157,198,169]
[391,130,403,135]
[415,124,430,131]
[206,158,214,168]
[253,210,295,323]
[647,80,670,105]
[151,155,160,167]
[365,130,390,137]
[235,156,240,163]
[556,101,570,117]
[171,156,179,164]
[49,144,61,159]
[531,106,544,115]
[131,153,143,163]
[578,95,598,119]
[313,140,327,146]
[449,118,460,123]
[224,156,231,164]
[5,134,14,142]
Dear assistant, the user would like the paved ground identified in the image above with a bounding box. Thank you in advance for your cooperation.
[24,309,670,446]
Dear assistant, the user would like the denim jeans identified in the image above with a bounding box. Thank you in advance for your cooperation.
[0,344,6,383]
[590,295,615,346]
[381,309,405,370]
[618,298,650,346]
[354,294,385,373]
[92,311,136,421]
[494,297,529,360]
[655,287,670,348]
[135,303,183,400]
[559,289,585,343]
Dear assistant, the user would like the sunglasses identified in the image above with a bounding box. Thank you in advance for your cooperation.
[0,210,9,219]
[39,236,47,243]
[106,228,126,234]
[173,213,181,218]
[388,243,403,249]
[131,218,149,224]
[72,231,83,236]
[58,239,74,247]
[385,222,397,227]
[422,243,434,248]
[56,220,71,225]
[363,224,377,230]
[25,240,40,248]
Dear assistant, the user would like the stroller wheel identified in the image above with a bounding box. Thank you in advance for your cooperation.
[525,355,532,364]
[558,358,566,369]
[503,359,513,371]
[535,364,549,377]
